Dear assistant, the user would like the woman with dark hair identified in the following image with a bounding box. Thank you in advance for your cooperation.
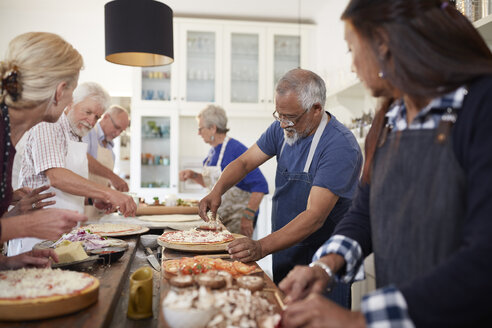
[278,0,492,327]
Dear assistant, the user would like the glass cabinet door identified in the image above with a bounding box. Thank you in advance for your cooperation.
[141,66,172,101]
[140,116,171,188]
[186,31,216,102]
[273,35,300,90]
[230,33,259,103]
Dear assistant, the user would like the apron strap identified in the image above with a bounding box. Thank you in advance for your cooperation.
[217,136,230,167]
[303,112,328,173]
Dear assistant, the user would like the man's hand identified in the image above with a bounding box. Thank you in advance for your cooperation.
[104,190,137,217]
[6,185,55,217]
[198,191,223,221]
[27,209,87,240]
[227,237,263,262]
[281,293,365,328]
[109,174,129,192]
[240,217,254,238]
[93,199,115,213]
[279,264,332,304]
[0,249,59,270]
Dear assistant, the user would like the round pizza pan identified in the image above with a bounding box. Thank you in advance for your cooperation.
[0,276,99,321]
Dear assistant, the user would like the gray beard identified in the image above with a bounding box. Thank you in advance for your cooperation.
[67,111,91,138]
[283,129,300,146]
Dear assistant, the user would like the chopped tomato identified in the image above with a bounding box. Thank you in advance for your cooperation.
[233,261,256,274]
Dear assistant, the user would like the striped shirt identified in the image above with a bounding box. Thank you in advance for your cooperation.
[19,113,80,189]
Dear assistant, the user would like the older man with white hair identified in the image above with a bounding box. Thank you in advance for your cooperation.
[9,82,136,256]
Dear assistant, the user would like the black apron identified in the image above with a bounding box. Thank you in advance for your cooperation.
[369,113,466,287]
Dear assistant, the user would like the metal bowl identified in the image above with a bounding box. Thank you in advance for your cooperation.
[140,234,159,249]
[90,247,126,264]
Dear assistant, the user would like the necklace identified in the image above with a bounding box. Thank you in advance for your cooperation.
[0,102,11,200]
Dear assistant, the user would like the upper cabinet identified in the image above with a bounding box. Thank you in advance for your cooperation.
[133,18,315,117]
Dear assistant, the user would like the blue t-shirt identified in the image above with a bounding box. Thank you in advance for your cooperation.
[257,113,362,199]
[203,138,269,194]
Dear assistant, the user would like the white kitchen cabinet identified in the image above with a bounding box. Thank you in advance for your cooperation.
[129,105,179,201]
[133,18,314,117]
[222,23,314,116]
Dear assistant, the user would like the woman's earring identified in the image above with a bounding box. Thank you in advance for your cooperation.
[211,135,215,142]
[378,71,385,78]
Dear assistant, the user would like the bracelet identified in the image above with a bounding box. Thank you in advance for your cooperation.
[242,212,255,221]
[309,261,335,289]
[244,207,256,215]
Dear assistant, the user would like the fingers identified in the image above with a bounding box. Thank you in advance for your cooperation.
[29,185,51,196]
[227,238,259,262]
[34,200,56,210]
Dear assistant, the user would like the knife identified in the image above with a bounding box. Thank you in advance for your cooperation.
[145,247,161,271]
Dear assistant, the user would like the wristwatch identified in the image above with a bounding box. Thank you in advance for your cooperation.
[309,260,336,290]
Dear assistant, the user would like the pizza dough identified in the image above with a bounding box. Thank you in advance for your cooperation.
[159,229,234,245]
[138,215,202,222]
[0,268,99,321]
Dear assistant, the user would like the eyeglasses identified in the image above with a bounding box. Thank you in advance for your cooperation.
[272,108,308,127]
[108,114,123,132]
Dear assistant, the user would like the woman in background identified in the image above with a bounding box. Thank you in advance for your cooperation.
[179,105,268,237]
[0,32,86,269]
[279,0,492,327]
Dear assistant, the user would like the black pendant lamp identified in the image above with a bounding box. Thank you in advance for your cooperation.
[105,0,174,67]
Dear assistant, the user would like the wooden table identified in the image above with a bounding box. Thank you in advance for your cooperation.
[157,248,285,328]
[0,235,159,328]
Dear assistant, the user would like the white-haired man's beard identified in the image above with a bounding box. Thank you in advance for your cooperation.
[283,121,315,146]
[283,128,300,146]
[67,110,93,137]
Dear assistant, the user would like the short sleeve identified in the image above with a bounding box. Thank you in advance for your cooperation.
[256,121,283,157]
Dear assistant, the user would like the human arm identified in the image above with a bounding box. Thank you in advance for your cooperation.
[198,144,271,221]
[0,249,59,270]
[4,185,56,217]
[0,208,87,242]
[45,167,136,217]
[179,169,205,187]
[240,191,264,237]
[227,185,339,262]
[87,154,129,192]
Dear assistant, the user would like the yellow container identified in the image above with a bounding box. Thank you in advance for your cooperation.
[127,266,153,319]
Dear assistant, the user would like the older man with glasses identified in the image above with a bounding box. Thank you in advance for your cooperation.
[199,68,362,308]
[83,105,130,193]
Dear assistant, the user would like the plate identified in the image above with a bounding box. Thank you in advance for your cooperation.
[82,223,150,237]
[158,233,245,253]
[89,247,126,263]
[33,237,128,251]
[51,255,99,271]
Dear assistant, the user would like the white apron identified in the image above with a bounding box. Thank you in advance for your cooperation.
[85,126,114,219]
[202,137,251,233]
[8,130,88,256]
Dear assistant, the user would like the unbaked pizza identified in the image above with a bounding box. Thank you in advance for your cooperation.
[0,268,99,320]
[83,223,148,236]
[159,228,234,245]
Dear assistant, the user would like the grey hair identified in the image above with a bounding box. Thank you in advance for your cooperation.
[107,104,129,116]
[197,105,229,134]
[275,68,326,111]
[72,82,111,112]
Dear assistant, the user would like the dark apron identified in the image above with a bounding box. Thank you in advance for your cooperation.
[370,117,466,287]
[271,112,351,284]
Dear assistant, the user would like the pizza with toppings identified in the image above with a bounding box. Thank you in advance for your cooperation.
[82,223,149,236]
[159,228,235,245]
[0,268,99,321]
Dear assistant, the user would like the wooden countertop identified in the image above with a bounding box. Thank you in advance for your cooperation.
[0,236,139,328]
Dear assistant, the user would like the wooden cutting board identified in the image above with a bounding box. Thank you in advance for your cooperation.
[136,205,199,216]
[157,233,245,253]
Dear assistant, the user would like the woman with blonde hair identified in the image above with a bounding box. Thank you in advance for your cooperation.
[0,32,87,269]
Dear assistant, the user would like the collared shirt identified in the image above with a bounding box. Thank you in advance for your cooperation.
[19,113,80,189]
[82,122,115,161]
[313,86,467,328]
